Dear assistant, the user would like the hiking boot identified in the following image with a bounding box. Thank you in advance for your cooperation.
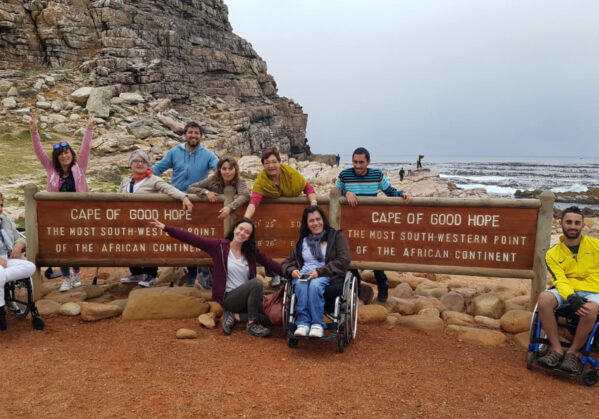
[359,284,374,305]
[71,272,82,288]
[139,276,156,288]
[246,321,271,337]
[560,353,583,374]
[536,349,563,369]
[269,274,282,288]
[121,274,146,284]
[222,311,236,335]
[0,306,6,331]
[59,276,73,292]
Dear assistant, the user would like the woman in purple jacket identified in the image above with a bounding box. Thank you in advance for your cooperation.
[30,112,95,292]
[150,217,283,338]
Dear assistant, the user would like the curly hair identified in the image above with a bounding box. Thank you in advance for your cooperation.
[52,143,77,177]
[213,156,240,189]
[226,217,258,262]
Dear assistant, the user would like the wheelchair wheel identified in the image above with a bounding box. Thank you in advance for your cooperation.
[337,334,345,353]
[32,315,45,330]
[287,334,298,348]
[344,274,359,344]
[5,278,33,319]
[282,281,291,331]
[527,309,540,369]
[582,369,599,387]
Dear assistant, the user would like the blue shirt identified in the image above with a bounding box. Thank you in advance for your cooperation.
[335,167,404,197]
[153,143,218,192]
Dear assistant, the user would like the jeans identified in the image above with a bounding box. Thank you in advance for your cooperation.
[222,278,265,322]
[0,258,36,306]
[293,276,331,328]
[130,266,158,278]
[61,266,80,277]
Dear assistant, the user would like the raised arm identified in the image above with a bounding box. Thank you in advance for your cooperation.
[151,221,220,256]
[29,113,52,169]
[76,114,95,172]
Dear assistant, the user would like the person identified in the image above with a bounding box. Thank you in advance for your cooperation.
[119,150,194,287]
[335,147,412,303]
[536,206,599,374]
[0,192,36,330]
[30,112,95,292]
[335,154,340,167]
[153,121,219,287]
[281,206,350,338]
[399,167,405,182]
[243,147,318,287]
[150,217,283,338]
[407,163,413,176]
[416,154,423,169]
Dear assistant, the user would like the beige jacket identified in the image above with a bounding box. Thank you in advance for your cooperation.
[187,175,250,211]
[118,175,187,200]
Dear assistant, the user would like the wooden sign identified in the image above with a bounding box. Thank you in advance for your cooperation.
[340,205,537,270]
[37,200,223,266]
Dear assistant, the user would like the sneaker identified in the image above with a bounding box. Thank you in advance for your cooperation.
[536,349,563,369]
[309,324,324,338]
[120,274,146,284]
[294,324,309,337]
[59,276,73,292]
[139,276,156,288]
[359,284,374,305]
[71,272,82,288]
[246,321,271,337]
[185,276,195,288]
[222,311,236,335]
[198,271,213,289]
[269,274,282,287]
[560,353,583,374]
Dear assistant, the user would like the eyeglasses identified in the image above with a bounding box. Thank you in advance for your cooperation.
[53,141,69,149]
[131,159,148,164]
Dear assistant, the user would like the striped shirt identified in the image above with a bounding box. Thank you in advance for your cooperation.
[336,168,404,197]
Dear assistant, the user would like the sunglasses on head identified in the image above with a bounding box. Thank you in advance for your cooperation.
[53,141,69,149]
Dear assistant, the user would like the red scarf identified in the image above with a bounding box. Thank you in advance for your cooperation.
[132,168,153,182]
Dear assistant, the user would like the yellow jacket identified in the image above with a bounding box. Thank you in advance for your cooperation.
[546,235,599,299]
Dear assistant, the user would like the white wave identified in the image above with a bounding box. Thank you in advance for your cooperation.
[455,183,517,195]
[442,175,510,182]
[551,183,588,193]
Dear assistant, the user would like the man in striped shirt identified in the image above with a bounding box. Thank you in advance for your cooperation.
[336,147,412,302]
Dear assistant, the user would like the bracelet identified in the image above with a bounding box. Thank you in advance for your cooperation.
[310,199,318,206]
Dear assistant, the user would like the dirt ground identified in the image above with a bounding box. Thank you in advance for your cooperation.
[1,273,598,418]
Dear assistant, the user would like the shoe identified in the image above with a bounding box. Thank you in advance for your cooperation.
[0,306,6,331]
[308,324,324,338]
[269,274,281,287]
[139,276,156,287]
[59,276,73,292]
[222,311,236,335]
[359,284,374,305]
[560,353,583,374]
[71,272,82,288]
[294,324,309,337]
[536,349,563,369]
[246,321,271,337]
[185,276,195,287]
[120,274,146,284]
[198,271,213,289]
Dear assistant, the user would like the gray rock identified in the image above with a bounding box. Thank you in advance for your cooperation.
[70,87,93,105]
[33,79,46,90]
[51,99,64,113]
[0,80,12,94]
[36,101,52,110]
[119,92,145,103]
[86,86,114,118]
[7,86,18,97]
[440,292,465,312]
[2,97,17,109]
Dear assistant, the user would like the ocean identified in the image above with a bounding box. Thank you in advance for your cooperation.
[341,155,599,210]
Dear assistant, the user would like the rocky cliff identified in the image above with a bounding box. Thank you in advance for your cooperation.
[0,0,310,158]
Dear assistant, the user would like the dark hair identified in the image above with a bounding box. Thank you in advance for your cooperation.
[52,143,77,177]
[261,147,281,164]
[352,147,370,161]
[299,206,331,239]
[214,156,240,188]
[184,121,203,135]
[561,206,584,220]
[226,217,257,262]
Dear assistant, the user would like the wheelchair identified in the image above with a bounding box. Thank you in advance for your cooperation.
[527,303,599,386]
[4,277,45,330]
[283,271,358,353]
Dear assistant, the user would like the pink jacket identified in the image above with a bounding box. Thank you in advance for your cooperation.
[31,127,93,192]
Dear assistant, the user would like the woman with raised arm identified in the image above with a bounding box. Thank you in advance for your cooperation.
[119,150,193,287]
[30,112,95,292]
[281,206,350,338]
[150,217,283,338]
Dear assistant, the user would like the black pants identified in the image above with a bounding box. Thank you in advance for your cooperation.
[351,269,388,293]
[130,266,158,278]
[222,278,268,324]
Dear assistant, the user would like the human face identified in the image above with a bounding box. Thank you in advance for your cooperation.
[220,162,236,184]
[307,211,324,235]
[262,155,281,178]
[131,158,149,175]
[184,126,202,149]
[352,153,369,176]
[561,213,584,240]
[233,222,254,244]
[58,149,73,168]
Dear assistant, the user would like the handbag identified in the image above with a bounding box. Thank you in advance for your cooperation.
[263,286,284,325]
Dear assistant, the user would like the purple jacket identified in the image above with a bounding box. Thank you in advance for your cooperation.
[164,226,283,303]
[31,127,93,192]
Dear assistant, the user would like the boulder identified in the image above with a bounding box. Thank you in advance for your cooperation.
[36,299,61,315]
[7,86,18,97]
[358,304,388,323]
[2,97,17,109]
[59,302,81,316]
[506,295,530,307]
[399,274,427,289]
[119,92,145,103]
[198,312,217,329]
[445,325,507,346]
[418,308,441,318]
[442,311,475,327]
[396,314,445,331]
[70,87,92,105]
[86,86,113,118]
[514,331,530,349]
[474,315,501,329]
[208,301,224,318]
[36,101,52,109]
[44,289,88,305]
[471,293,505,319]
[393,298,416,315]
[79,302,122,321]
[111,299,128,311]
[82,284,105,299]
[176,328,197,339]
[413,297,445,313]
[414,281,448,298]
[385,271,403,287]
[391,282,413,299]
[157,266,187,287]
[385,314,400,326]
[440,291,465,312]
[122,287,210,320]
[500,310,533,334]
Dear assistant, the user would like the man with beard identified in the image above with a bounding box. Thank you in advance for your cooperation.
[153,121,218,287]
[536,206,599,374]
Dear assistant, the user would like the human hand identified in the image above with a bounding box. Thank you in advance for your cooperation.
[305,270,318,280]
[182,196,194,212]
[217,206,231,220]
[0,257,7,268]
[206,191,218,203]
[150,219,166,230]
[86,113,95,129]
[576,301,596,317]
[9,242,25,258]
[29,113,38,132]
[402,192,413,204]
[345,191,358,207]
[567,294,586,313]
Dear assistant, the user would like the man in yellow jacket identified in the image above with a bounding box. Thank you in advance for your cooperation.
[537,206,599,374]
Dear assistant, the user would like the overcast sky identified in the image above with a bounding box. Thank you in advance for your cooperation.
[226,1,599,159]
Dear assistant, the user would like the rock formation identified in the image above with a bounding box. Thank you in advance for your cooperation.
[0,0,310,158]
